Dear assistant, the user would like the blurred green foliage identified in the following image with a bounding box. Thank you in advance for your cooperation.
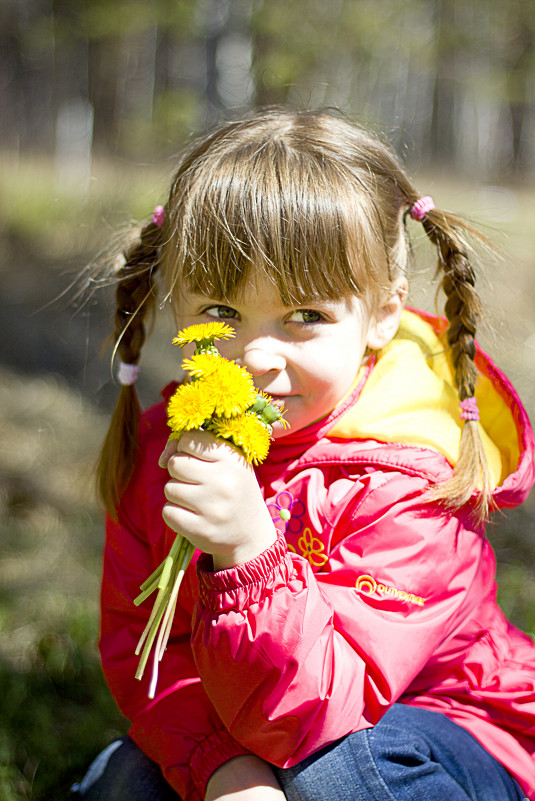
[0,610,127,800]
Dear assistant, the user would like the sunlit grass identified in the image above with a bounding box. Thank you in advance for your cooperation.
[0,153,171,259]
[0,367,127,799]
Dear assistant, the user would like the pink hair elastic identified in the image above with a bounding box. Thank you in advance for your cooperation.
[118,361,140,386]
[410,196,435,222]
[151,205,165,227]
[459,397,479,422]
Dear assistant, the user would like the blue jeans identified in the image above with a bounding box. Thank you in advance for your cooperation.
[71,705,527,800]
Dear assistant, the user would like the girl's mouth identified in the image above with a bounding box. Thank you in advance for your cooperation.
[267,394,294,402]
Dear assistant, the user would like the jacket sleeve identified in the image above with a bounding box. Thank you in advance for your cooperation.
[190,467,493,768]
[99,415,251,801]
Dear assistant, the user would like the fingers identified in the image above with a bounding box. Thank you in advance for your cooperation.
[163,477,198,510]
[162,430,237,506]
[177,429,238,461]
[158,437,178,468]
[158,430,217,471]
[158,427,263,553]
[160,428,242,469]
[161,498,203,539]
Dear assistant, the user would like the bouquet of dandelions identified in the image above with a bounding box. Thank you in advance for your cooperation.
[134,321,287,697]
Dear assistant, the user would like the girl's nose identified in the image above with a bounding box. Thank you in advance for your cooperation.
[240,342,286,377]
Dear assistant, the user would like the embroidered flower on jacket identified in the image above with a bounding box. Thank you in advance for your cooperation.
[267,490,306,533]
[297,528,328,568]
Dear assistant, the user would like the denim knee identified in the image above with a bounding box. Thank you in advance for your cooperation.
[71,736,180,801]
[274,705,526,801]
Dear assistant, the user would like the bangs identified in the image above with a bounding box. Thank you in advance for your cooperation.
[164,132,389,306]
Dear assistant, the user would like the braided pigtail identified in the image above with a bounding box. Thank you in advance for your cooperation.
[97,212,164,514]
[407,197,492,521]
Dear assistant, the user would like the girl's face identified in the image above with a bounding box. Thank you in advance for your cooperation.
[177,272,402,437]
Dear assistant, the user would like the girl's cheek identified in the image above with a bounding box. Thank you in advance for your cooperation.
[218,342,241,362]
[179,342,196,359]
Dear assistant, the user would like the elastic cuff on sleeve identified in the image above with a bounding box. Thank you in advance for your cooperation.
[190,729,251,798]
[196,535,292,613]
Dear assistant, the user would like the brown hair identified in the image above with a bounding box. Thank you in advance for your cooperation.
[96,108,491,519]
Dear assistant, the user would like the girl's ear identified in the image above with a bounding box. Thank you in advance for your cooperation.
[366,277,408,351]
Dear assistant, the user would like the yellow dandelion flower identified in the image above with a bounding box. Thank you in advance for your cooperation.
[172,322,235,348]
[182,352,221,379]
[201,359,257,417]
[167,382,215,433]
[209,414,272,464]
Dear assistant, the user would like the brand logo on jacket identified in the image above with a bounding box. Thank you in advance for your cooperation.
[355,574,426,607]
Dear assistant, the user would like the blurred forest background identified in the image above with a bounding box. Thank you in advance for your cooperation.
[1,0,535,798]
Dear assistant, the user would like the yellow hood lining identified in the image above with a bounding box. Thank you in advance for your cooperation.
[328,310,519,489]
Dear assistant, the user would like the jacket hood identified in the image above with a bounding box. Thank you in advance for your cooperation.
[327,309,535,508]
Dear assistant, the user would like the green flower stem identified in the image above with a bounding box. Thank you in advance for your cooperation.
[134,534,195,679]
[194,343,219,355]
[148,540,195,699]
[138,562,164,593]
[134,577,163,608]
[133,535,184,607]
[248,396,268,413]
[157,554,175,591]
[259,404,283,425]
[134,535,196,691]
[135,581,174,680]
[157,539,194,662]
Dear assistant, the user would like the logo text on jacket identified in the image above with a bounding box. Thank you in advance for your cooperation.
[355,574,426,607]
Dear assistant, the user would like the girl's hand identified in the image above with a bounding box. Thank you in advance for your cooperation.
[160,431,277,570]
[205,755,285,801]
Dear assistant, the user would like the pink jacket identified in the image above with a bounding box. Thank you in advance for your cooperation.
[100,310,535,800]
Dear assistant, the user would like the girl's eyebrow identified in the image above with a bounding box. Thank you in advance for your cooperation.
[288,298,344,310]
[189,292,234,304]
[187,289,346,311]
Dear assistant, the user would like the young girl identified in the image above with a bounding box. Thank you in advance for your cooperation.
[74,109,535,801]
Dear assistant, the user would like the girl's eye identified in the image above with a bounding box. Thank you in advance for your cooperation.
[205,305,238,319]
[289,309,323,324]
